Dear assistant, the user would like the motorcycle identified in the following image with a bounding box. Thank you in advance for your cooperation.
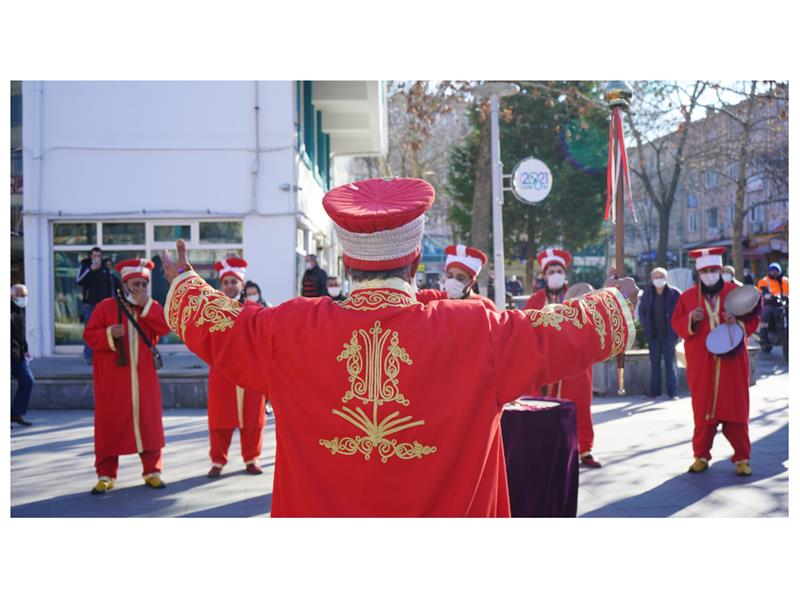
[759,287,788,362]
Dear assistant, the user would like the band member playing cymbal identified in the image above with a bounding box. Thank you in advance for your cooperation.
[671,247,761,476]
[525,248,603,469]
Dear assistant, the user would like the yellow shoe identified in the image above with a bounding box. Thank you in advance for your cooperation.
[735,460,752,476]
[91,478,114,495]
[143,474,166,489]
[688,458,709,473]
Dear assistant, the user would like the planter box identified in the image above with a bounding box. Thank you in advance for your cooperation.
[592,345,759,396]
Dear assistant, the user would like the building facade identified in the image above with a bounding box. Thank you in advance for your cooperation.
[626,84,788,281]
[20,81,387,356]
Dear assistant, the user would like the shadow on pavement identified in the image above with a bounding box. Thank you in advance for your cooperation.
[11,473,221,518]
[581,423,788,518]
[182,494,272,517]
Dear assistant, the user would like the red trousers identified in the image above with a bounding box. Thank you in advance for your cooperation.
[209,428,263,467]
[575,398,594,455]
[692,421,751,462]
[95,450,163,479]
[547,382,594,454]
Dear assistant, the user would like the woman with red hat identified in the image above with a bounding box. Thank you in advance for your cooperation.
[83,258,171,494]
[524,248,602,468]
[672,247,761,476]
[206,257,268,477]
[416,244,497,311]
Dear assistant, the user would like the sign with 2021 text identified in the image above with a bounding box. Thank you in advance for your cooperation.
[511,157,552,204]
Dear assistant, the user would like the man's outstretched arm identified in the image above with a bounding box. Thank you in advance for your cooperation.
[163,240,274,395]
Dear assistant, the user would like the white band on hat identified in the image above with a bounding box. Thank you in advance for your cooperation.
[446,245,483,276]
[120,266,151,280]
[334,214,425,264]
[218,258,246,281]
[540,249,566,269]
[696,255,723,270]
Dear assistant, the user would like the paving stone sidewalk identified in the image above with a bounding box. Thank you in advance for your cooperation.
[10,353,787,518]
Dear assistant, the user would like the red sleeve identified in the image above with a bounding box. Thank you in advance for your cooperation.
[490,287,635,405]
[138,299,171,339]
[83,301,117,353]
[416,289,447,304]
[670,291,694,339]
[165,272,273,395]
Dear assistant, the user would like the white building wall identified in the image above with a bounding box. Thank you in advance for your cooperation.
[21,81,321,355]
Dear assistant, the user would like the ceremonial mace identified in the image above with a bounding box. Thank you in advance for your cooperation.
[603,81,636,396]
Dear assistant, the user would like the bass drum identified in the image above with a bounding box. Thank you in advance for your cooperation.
[564,282,594,300]
[705,323,745,357]
[724,285,761,319]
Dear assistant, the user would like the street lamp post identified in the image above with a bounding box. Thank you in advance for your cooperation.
[473,82,520,309]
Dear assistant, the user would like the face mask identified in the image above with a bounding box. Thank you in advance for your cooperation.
[246,294,260,303]
[444,278,466,299]
[328,287,342,297]
[305,262,313,270]
[124,292,137,305]
[722,273,733,283]
[13,296,27,308]
[547,273,565,290]
[652,278,667,289]
[700,272,720,287]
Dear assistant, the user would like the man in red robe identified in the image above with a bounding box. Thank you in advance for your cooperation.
[671,247,760,476]
[83,258,171,494]
[162,177,639,517]
[416,244,497,311]
[524,248,601,468]
[207,257,267,477]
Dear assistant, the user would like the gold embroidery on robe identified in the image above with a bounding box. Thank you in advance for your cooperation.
[168,276,242,340]
[337,290,418,311]
[526,302,585,330]
[320,320,436,463]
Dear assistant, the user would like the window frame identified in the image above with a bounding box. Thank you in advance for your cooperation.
[51,218,244,352]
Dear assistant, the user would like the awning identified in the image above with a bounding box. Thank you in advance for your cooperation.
[743,245,786,259]
[682,239,732,250]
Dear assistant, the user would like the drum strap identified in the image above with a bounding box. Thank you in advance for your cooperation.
[704,296,721,421]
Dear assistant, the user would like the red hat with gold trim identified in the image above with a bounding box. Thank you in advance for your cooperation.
[445,244,487,278]
[537,248,572,272]
[322,177,435,271]
[688,246,725,271]
[213,257,248,282]
[116,258,155,283]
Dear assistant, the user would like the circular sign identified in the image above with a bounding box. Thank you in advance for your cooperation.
[511,157,552,204]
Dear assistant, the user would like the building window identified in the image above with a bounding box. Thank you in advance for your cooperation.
[52,219,244,348]
[687,194,698,208]
[750,205,764,224]
[705,171,719,189]
[728,205,734,225]
[297,81,331,191]
[706,208,718,229]
[688,212,698,233]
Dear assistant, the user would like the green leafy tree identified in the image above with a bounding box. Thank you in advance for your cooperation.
[447,81,609,290]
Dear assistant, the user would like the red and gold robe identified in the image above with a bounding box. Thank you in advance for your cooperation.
[671,282,760,426]
[525,289,595,453]
[83,297,170,456]
[416,289,498,311]
[166,273,634,517]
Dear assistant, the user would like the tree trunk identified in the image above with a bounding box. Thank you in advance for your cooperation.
[657,203,670,268]
[732,149,748,276]
[471,116,493,292]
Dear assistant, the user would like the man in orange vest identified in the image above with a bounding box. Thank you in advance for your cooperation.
[756,262,788,343]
